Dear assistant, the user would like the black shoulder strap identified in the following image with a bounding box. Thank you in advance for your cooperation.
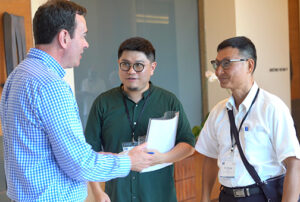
[228,109,262,183]
[227,109,273,201]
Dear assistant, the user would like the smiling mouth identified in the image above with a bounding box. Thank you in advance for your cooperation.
[217,76,228,80]
[218,77,229,83]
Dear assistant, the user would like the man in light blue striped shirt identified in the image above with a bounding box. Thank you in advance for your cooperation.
[0,1,154,201]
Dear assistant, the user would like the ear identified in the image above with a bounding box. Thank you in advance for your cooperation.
[247,58,255,74]
[150,61,157,75]
[57,29,70,49]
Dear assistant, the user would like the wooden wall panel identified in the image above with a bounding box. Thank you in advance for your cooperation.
[289,0,300,100]
[175,177,196,201]
[0,0,33,136]
[174,152,220,202]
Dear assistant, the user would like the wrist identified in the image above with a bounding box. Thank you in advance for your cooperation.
[159,153,167,164]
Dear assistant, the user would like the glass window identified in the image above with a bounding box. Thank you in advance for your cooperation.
[73,0,202,128]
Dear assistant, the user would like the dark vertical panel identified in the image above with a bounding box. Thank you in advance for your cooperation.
[0,0,33,101]
[3,13,27,77]
[288,0,300,139]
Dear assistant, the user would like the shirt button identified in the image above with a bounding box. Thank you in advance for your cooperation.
[135,104,138,107]
[132,176,136,180]
[133,122,137,125]
[133,196,136,199]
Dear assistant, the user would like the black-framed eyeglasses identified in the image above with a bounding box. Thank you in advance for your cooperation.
[119,62,145,72]
[210,58,248,70]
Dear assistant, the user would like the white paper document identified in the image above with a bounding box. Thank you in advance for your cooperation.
[141,111,179,173]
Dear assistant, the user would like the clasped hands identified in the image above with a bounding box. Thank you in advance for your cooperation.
[98,143,164,172]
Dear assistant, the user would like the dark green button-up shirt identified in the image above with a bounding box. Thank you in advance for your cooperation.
[85,83,195,202]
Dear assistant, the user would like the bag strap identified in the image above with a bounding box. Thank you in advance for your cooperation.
[227,108,273,201]
[228,109,262,183]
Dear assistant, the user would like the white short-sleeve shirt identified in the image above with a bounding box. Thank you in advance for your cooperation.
[195,82,300,187]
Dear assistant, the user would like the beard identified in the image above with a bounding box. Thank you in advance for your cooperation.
[127,86,139,91]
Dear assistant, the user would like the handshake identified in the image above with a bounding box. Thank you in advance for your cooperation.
[98,143,163,172]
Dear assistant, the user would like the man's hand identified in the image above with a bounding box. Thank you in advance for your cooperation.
[145,149,165,166]
[146,142,195,166]
[94,190,111,202]
[128,143,154,171]
[89,181,111,202]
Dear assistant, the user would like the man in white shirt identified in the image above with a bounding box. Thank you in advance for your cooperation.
[195,36,300,202]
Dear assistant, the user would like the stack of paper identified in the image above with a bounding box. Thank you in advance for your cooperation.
[141,111,179,173]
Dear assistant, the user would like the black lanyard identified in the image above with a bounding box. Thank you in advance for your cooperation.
[229,88,260,151]
[122,90,152,143]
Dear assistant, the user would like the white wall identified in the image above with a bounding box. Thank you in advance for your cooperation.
[235,0,290,109]
[204,0,291,110]
[204,0,236,110]
[31,0,76,94]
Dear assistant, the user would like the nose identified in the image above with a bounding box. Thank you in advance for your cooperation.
[84,39,89,49]
[127,65,137,74]
[215,65,223,77]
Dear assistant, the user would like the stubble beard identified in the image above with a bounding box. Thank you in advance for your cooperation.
[127,86,139,91]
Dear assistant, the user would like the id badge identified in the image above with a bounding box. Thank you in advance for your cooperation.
[220,152,236,178]
[122,142,138,153]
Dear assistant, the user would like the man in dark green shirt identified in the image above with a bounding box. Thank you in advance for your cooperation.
[85,37,195,202]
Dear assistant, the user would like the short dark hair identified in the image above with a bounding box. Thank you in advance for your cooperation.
[118,37,156,62]
[217,36,257,72]
[33,0,87,45]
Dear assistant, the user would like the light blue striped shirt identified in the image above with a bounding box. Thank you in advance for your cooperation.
[0,48,131,202]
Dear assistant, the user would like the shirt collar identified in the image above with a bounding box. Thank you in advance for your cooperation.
[226,82,259,111]
[27,48,66,78]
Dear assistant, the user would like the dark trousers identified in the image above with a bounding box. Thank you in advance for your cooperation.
[219,190,300,202]
[219,190,267,202]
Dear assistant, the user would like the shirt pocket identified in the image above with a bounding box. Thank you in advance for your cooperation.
[243,123,273,163]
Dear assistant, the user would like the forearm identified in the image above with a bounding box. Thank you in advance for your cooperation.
[282,157,300,202]
[83,153,131,181]
[57,147,130,182]
[201,156,218,202]
[159,142,195,164]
